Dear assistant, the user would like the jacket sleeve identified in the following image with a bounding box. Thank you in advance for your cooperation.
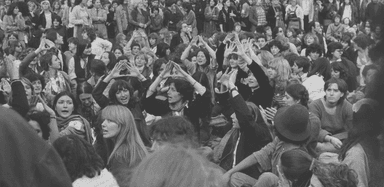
[92,80,110,109]
[142,93,170,116]
[10,80,29,117]
[248,60,271,91]
[229,94,254,131]
[19,52,38,76]
[249,7,258,26]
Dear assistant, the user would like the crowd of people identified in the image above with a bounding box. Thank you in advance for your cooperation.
[1,0,384,186]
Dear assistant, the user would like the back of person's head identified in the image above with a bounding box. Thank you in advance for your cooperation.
[156,42,170,58]
[53,135,104,182]
[284,52,299,67]
[150,116,197,148]
[294,56,310,73]
[306,43,323,57]
[90,59,106,77]
[77,81,93,96]
[281,149,313,186]
[353,33,374,50]
[129,145,225,187]
[67,37,79,45]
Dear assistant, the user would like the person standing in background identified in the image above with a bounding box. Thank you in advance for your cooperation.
[298,0,314,32]
[90,0,107,39]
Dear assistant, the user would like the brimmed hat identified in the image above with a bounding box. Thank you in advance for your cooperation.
[274,104,310,142]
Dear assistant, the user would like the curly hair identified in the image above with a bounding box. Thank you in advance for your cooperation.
[312,162,358,187]
[53,135,104,182]
[166,78,194,103]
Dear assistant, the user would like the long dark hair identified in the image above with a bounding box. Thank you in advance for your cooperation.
[53,91,79,116]
[53,135,104,182]
[307,57,332,81]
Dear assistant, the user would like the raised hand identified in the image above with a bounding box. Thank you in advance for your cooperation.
[171,61,189,77]
[38,95,55,116]
[107,62,128,80]
[224,42,236,58]
[159,61,174,78]
[125,62,141,77]
[190,35,199,46]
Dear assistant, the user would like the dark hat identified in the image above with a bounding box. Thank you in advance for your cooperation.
[274,104,310,142]
[165,0,176,7]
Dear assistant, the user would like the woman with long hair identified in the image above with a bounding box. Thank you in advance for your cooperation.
[52,91,93,143]
[101,105,148,185]
[92,59,151,146]
[77,81,100,125]
[3,2,27,48]
[266,57,291,108]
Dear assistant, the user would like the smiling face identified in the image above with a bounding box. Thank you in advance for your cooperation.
[55,95,74,118]
[167,83,183,104]
[196,51,207,66]
[116,88,130,105]
[247,74,259,88]
[309,52,320,61]
[291,63,302,74]
[32,80,42,94]
[325,83,343,104]
[101,119,120,139]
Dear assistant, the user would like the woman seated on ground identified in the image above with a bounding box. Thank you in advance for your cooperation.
[99,105,148,186]
[309,78,353,153]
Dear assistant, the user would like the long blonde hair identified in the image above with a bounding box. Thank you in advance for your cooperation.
[101,105,148,166]
[268,57,291,82]
[129,145,225,187]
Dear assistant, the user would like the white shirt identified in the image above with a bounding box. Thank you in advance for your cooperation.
[301,0,312,15]
[73,169,119,187]
[91,37,113,59]
[342,5,352,21]
[44,12,52,29]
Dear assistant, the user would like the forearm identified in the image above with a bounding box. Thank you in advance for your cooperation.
[181,44,192,60]
[146,76,162,98]
[227,154,258,176]
[49,117,60,143]
[186,75,206,96]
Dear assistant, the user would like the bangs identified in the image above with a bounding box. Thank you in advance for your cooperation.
[101,106,117,122]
